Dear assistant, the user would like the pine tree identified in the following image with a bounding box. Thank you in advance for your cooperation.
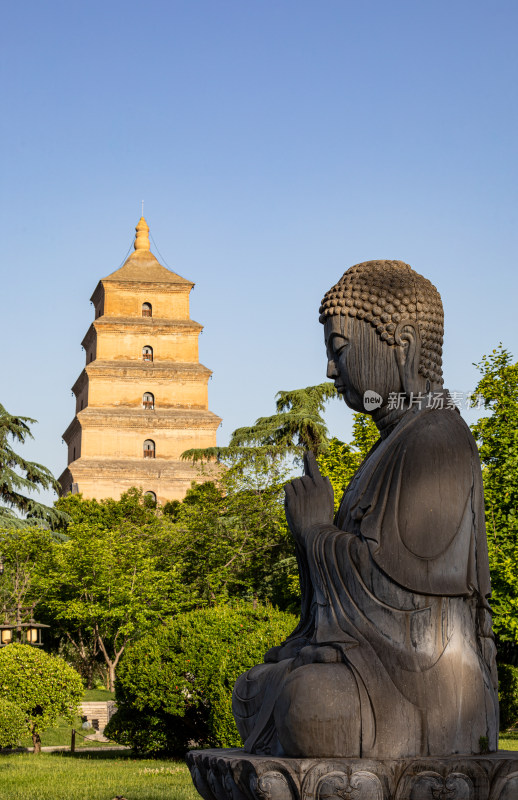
[182,383,338,463]
[0,404,68,529]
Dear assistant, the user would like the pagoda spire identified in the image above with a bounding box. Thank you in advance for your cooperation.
[134,216,150,251]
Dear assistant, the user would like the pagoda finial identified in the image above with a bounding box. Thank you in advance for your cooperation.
[134,216,150,251]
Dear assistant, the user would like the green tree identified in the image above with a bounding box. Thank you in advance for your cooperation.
[498,663,518,731]
[173,452,298,610]
[180,387,380,606]
[231,383,338,455]
[178,383,343,609]
[105,603,297,753]
[41,491,187,690]
[0,697,26,748]
[54,486,162,529]
[471,346,518,645]
[0,643,83,753]
[183,383,338,464]
[0,404,69,529]
[0,527,55,639]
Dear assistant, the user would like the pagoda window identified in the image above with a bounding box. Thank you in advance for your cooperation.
[142,346,153,362]
[142,302,152,317]
[144,491,157,507]
[143,440,155,458]
[143,392,155,410]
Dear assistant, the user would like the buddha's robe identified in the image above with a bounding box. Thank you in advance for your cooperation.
[232,406,499,758]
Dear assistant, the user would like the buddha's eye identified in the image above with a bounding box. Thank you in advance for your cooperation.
[333,340,348,356]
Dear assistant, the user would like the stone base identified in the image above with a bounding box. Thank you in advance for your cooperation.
[186,748,518,800]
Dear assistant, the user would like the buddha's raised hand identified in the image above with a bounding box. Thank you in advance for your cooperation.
[284,451,334,543]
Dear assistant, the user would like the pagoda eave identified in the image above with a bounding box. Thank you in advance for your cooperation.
[59,456,220,503]
[81,318,203,350]
[64,407,221,437]
[71,361,213,396]
[90,276,195,304]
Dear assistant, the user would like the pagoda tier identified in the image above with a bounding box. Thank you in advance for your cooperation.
[58,457,220,506]
[59,217,221,504]
[71,361,213,415]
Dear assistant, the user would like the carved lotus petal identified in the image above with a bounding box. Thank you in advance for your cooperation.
[192,765,218,800]
[222,767,247,800]
[490,772,518,800]
[250,770,293,800]
[315,770,383,800]
[207,767,226,800]
[405,771,473,800]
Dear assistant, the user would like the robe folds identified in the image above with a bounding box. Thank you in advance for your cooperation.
[232,406,499,758]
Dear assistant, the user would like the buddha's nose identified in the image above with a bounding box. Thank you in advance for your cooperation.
[327,359,338,379]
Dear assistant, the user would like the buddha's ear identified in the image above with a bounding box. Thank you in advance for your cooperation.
[394,320,422,397]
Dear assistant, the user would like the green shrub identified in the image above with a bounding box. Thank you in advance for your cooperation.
[0,697,26,748]
[499,663,518,731]
[0,643,84,750]
[105,602,297,753]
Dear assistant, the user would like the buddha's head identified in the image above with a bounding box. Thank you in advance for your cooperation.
[319,260,444,414]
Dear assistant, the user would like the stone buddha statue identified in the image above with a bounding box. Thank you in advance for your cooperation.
[232,260,498,760]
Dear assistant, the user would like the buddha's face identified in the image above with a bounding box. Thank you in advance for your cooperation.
[324,315,403,413]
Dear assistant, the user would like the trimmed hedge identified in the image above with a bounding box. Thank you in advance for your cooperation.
[0,697,26,748]
[105,603,297,753]
[0,643,83,748]
[499,663,518,731]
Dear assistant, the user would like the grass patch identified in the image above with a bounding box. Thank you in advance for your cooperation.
[13,690,118,749]
[82,688,115,702]
[16,691,115,748]
[0,752,198,800]
[1,743,517,799]
[500,731,518,751]
[17,715,113,749]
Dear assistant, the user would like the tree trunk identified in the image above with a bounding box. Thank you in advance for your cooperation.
[95,627,125,692]
[108,662,116,693]
[32,729,41,754]
[65,630,98,688]
[83,658,94,689]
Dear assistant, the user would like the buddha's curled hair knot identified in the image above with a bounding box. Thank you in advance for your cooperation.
[320,260,444,384]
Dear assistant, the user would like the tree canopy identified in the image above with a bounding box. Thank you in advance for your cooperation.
[105,603,297,753]
[471,345,518,646]
[44,489,186,690]
[182,383,339,464]
[0,643,83,752]
[170,452,298,611]
[230,383,338,455]
[0,404,68,530]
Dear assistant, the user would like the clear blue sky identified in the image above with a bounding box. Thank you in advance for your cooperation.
[1,0,517,504]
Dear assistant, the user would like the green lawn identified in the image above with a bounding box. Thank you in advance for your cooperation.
[82,688,115,702]
[18,715,107,749]
[1,743,518,800]
[0,752,198,800]
[16,690,116,749]
[500,732,518,751]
